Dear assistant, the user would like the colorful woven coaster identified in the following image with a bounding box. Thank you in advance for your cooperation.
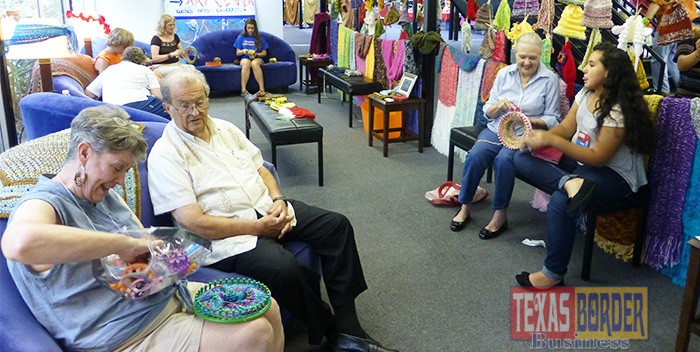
[193,277,272,324]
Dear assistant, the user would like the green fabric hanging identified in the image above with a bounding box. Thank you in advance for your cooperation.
[492,0,511,34]
[541,36,553,68]
[578,28,601,71]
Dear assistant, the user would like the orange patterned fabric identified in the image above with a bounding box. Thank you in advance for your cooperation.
[480,60,508,103]
[438,46,458,106]
[29,54,98,93]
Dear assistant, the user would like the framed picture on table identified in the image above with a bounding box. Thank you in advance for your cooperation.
[395,72,417,97]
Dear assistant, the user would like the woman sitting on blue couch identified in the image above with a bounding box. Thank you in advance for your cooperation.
[235,18,268,97]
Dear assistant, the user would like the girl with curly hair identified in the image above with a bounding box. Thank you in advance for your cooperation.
[513,41,654,288]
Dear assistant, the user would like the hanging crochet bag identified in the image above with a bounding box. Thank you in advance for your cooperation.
[657,3,694,46]
[492,29,507,62]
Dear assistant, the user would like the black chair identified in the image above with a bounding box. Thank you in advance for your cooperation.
[516,173,650,281]
[447,125,493,182]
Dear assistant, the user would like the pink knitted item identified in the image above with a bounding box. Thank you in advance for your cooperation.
[582,0,613,29]
[439,46,459,106]
[385,40,406,85]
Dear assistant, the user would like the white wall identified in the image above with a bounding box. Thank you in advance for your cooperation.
[92,0,282,43]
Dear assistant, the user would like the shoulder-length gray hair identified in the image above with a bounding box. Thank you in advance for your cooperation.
[66,106,147,162]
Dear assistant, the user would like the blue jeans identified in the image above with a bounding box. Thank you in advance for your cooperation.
[457,128,516,210]
[124,96,171,120]
[513,151,633,280]
[650,34,680,94]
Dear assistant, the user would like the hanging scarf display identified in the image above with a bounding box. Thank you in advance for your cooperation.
[479,26,496,59]
[644,97,697,271]
[355,33,368,73]
[432,45,460,156]
[462,21,473,53]
[384,40,406,85]
[403,40,421,75]
[533,0,554,34]
[578,27,602,71]
[330,21,340,64]
[303,0,318,24]
[453,58,485,128]
[475,1,493,31]
[657,3,694,46]
[541,35,553,68]
[341,0,355,29]
[492,0,512,34]
[365,39,376,78]
[480,60,508,103]
[555,41,577,98]
[511,0,540,19]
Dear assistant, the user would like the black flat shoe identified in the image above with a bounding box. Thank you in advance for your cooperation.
[450,211,470,232]
[333,333,399,352]
[478,221,508,240]
[566,179,596,217]
[515,271,565,288]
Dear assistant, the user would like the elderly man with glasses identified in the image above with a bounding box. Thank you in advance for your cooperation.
[147,68,398,352]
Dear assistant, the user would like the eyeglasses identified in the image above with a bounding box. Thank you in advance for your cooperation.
[172,99,209,114]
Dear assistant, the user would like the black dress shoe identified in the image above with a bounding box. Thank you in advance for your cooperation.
[333,333,399,352]
[478,221,507,240]
[515,271,565,288]
[450,211,470,232]
[566,179,596,217]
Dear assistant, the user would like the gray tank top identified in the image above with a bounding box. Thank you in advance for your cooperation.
[7,176,174,351]
[572,90,648,192]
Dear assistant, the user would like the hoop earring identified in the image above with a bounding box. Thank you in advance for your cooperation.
[74,165,86,186]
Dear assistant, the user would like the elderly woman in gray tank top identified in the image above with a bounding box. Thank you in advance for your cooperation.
[513,42,655,288]
[2,105,284,352]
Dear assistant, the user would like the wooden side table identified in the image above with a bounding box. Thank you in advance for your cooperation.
[298,56,333,93]
[676,238,700,352]
[367,94,425,157]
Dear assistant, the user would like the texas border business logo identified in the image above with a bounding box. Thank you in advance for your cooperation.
[510,287,648,350]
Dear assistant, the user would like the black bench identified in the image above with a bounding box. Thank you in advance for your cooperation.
[317,68,383,128]
[244,94,324,186]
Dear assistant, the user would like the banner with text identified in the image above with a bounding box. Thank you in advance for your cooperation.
[164,0,255,18]
[511,287,648,350]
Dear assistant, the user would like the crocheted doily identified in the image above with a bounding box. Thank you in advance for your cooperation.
[193,278,272,324]
[498,110,533,149]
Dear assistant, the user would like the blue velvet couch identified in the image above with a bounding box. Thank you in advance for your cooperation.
[1,92,319,351]
[191,30,296,93]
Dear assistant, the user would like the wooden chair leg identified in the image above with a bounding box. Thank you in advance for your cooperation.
[317,141,323,187]
[581,213,598,281]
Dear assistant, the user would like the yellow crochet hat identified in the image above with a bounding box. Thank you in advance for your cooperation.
[553,4,587,40]
[507,17,534,43]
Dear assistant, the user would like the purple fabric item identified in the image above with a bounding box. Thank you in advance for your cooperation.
[310,12,331,55]
[644,97,698,270]
[383,39,406,84]
[330,20,339,64]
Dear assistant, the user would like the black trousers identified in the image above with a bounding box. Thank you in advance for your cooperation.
[207,199,368,344]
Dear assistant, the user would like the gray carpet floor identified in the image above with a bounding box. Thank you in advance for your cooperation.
[200,25,691,352]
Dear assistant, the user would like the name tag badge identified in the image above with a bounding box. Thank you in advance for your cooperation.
[576,131,590,147]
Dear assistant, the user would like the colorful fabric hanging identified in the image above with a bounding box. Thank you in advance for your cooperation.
[492,0,512,34]
[553,4,587,40]
[578,27,601,71]
[533,0,555,34]
[479,26,496,59]
[541,35,553,68]
[284,0,300,25]
[511,0,540,19]
[467,0,479,21]
[657,3,694,46]
[384,40,406,85]
[644,97,697,271]
[475,1,493,31]
[303,0,318,23]
[582,0,613,29]
[555,41,577,98]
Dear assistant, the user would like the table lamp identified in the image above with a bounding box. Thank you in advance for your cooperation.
[6,23,78,92]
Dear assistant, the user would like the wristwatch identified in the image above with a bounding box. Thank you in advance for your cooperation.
[272,196,289,205]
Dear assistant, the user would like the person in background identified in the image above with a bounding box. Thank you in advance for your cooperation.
[148,69,398,352]
[234,18,268,97]
[151,14,184,66]
[644,0,698,94]
[94,27,134,74]
[675,23,700,97]
[2,105,284,352]
[513,42,654,288]
[450,32,561,239]
[86,46,170,120]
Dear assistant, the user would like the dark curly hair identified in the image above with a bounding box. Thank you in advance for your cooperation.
[592,41,654,154]
[241,18,261,51]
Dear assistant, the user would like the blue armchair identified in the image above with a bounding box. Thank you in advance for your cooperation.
[191,30,297,92]
[1,92,320,351]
